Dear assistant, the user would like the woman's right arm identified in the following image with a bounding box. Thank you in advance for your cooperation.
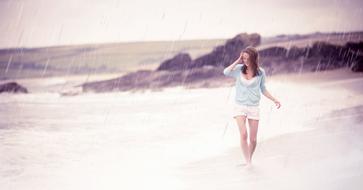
[223,54,243,77]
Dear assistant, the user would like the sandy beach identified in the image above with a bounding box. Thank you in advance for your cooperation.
[0,68,363,190]
[1,0,363,189]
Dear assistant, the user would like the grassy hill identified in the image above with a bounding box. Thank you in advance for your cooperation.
[0,39,226,79]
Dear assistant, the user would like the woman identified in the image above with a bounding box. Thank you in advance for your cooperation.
[223,46,281,167]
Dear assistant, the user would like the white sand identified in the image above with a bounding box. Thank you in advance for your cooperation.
[0,68,362,190]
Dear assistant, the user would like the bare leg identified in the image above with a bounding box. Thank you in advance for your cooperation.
[247,118,259,164]
[235,115,250,164]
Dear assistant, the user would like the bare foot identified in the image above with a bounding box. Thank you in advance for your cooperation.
[244,163,253,169]
[236,163,248,167]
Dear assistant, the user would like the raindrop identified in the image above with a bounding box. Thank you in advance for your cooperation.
[5,55,13,74]
[298,57,304,75]
[315,60,321,72]
[16,62,23,78]
[42,58,50,77]
[14,2,24,28]
[177,21,188,41]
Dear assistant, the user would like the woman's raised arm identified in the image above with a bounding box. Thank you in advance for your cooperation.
[223,53,243,77]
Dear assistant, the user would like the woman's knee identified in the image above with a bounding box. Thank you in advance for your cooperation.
[250,137,257,144]
[240,132,248,141]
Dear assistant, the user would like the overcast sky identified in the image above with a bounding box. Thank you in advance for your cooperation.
[0,0,362,48]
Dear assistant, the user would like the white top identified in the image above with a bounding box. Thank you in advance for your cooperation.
[223,64,267,106]
[240,73,257,86]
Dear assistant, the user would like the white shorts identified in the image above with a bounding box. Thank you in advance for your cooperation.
[232,104,260,120]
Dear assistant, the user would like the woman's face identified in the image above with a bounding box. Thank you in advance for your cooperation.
[242,52,250,66]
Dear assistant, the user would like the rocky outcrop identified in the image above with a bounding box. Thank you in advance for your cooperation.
[156,53,192,71]
[346,41,363,72]
[350,56,363,72]
[83,33,262,92]
[0,82,28,93]
[258,41,363,74]
[82,66,226,93]
[81,33,363,93]
[156,33,261,71]
[191,33,261,68]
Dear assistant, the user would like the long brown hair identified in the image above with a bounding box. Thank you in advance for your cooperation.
[241,46,261,77]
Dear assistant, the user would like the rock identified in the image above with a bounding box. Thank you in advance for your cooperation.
[258,41,363,74]
[82,66,226,92]
[83,70,156,92]
[156,33,261,71]
[81,34,363,93]
[258,47,287,57]
[0,82,28,93]
[156,53,192,71]
[350,56,363,72]
[191,33,261,68]
[346,41,363,72]
[345,41,363,51]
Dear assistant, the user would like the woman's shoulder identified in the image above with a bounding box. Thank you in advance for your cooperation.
[257,67,266,75]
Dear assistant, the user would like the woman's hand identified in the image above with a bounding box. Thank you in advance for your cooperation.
[237,52,244,62]
[229,53,242,67]
[273,100,281,109]
[262,90,281,109]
